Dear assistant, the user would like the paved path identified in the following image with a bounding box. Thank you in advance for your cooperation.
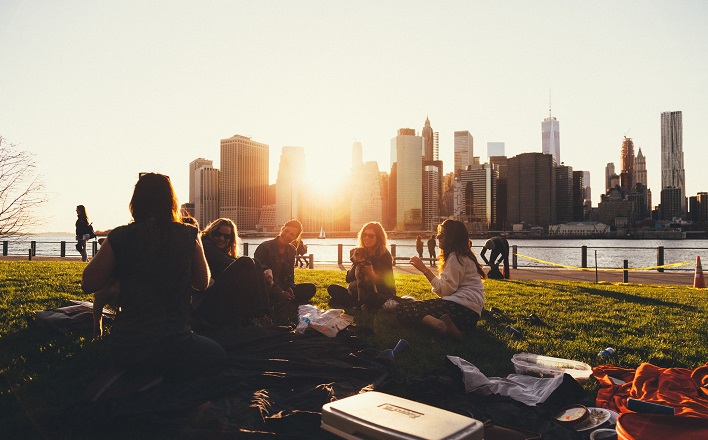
[2,256,698,287]
[312,263,697,287]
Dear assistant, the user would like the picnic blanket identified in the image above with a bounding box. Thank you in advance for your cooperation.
[58,325,388,438]
[54,324,586,438]
[593,362,708,417]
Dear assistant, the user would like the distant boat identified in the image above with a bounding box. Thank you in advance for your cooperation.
[318,227,326,239]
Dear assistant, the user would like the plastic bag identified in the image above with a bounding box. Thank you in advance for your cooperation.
[296,304,353,337]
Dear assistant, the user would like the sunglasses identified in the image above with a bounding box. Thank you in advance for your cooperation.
[362,233,376,239]
[211,231,234,240]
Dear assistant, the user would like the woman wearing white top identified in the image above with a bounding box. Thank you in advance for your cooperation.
[398,219,486,340]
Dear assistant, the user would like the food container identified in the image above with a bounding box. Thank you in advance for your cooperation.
[321,391,484,439]
[511,352,593,383]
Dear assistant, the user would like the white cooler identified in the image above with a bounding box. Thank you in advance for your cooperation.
[321,391,484,440]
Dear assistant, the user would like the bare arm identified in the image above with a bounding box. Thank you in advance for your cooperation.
[410,256,436,283]
[191,236,210,291]
[82,239,115,293]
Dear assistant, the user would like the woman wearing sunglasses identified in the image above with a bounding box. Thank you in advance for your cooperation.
[327,221,398,309]
[192,218,271,330]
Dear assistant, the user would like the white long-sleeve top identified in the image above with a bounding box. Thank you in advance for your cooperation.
[430,251,485,316]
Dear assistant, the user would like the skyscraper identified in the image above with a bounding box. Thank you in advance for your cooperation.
[189,158,213,204]
[459,164,497,229]
[661,111,686,214]
[194,165,220,228]
[507,153,556,227]
[422,117,434,161]
[422,165,439,231]
[454,131,473,175]
[542,103,560,164]
[391,128,423,230]
[634,147,647,187]
[620,137,634,195]
[605,163,617,193]
[219,134,269,231]
[556,164,574,223]
[350,161,383,231]
[275,146,306,228]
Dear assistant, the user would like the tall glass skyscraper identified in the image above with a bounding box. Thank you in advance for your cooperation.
[542,114,560,165]
[454,131,473,175]
[391,128,423,230]
[661,111,686,214]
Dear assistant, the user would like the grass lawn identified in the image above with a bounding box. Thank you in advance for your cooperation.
[1,261,707,438]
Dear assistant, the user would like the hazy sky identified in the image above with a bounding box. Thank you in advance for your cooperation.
[1,1,707,233]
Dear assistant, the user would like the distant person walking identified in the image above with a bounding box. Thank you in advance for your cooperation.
[427,234,437,267]
[480,236,510,279]
[416,235,424,258]
[75,205,92,262]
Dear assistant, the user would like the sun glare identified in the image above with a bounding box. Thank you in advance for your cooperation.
[304,165,347,197]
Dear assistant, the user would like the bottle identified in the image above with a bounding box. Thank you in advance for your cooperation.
[504,325,522,338]
[598,347,615,358]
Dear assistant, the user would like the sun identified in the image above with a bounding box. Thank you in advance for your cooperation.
[304,158,349,197]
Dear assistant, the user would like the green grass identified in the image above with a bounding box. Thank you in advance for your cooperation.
[2,261,708,438]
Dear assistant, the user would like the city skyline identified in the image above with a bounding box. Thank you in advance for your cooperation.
[1,2,707,232]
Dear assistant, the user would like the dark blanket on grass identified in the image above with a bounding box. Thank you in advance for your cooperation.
[58,325,583,439]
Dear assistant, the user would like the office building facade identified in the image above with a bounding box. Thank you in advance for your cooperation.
[660,111,686,214]
[391,129,423,230]
[507,153,556,227]
[454,131,473,175]
[275,146,306,228]
[219,134,269,231]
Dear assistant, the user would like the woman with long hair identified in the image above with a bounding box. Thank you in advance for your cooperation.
[75,205,90,261]
[192,217,272,329]
[397,219,486,340]
[327,221,397,309]
[82,173,225,382]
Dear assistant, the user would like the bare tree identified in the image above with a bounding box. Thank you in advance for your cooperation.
[0,136,47,238]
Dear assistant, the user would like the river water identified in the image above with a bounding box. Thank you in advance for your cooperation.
[5,235,708,271]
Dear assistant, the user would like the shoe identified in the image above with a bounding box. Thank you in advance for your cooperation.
[523,313,545,326]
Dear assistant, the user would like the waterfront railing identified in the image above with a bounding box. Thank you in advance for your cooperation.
[2,239,704,273]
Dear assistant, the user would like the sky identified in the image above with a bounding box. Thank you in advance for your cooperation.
[1,1,707,233]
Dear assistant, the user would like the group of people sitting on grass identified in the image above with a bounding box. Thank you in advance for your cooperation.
[81,172,489,383]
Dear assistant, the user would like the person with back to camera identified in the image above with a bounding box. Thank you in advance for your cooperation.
[481,236,510,279]
[254,219,316,311]
[427,234,437,267]
[75,205,92,262]
[416,235,424,258]
[398,219,486,341]
[192,217,271,330]
[327,221,398,310]
[81,173,226,387]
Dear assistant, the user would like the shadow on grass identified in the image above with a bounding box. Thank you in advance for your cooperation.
[0,321,109,439]
[510,280,699,311]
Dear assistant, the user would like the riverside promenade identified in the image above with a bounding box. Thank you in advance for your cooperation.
[1,256,697,287]
[315,262,696,287]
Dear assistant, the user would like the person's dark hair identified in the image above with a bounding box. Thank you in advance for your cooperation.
[129,173,181,223]
[357,221,388,258]
[437,219,485,278]
[202,217,239,258]
[76,205,88,219]
[282,219,303,241]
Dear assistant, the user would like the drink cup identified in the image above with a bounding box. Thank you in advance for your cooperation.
[392,339,409,355]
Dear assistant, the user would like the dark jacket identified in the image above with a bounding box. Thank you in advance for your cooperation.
[254,238,296,295]
[345,249,396,297]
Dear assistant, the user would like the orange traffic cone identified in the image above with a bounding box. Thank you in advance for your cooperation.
[694,256,706,289]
